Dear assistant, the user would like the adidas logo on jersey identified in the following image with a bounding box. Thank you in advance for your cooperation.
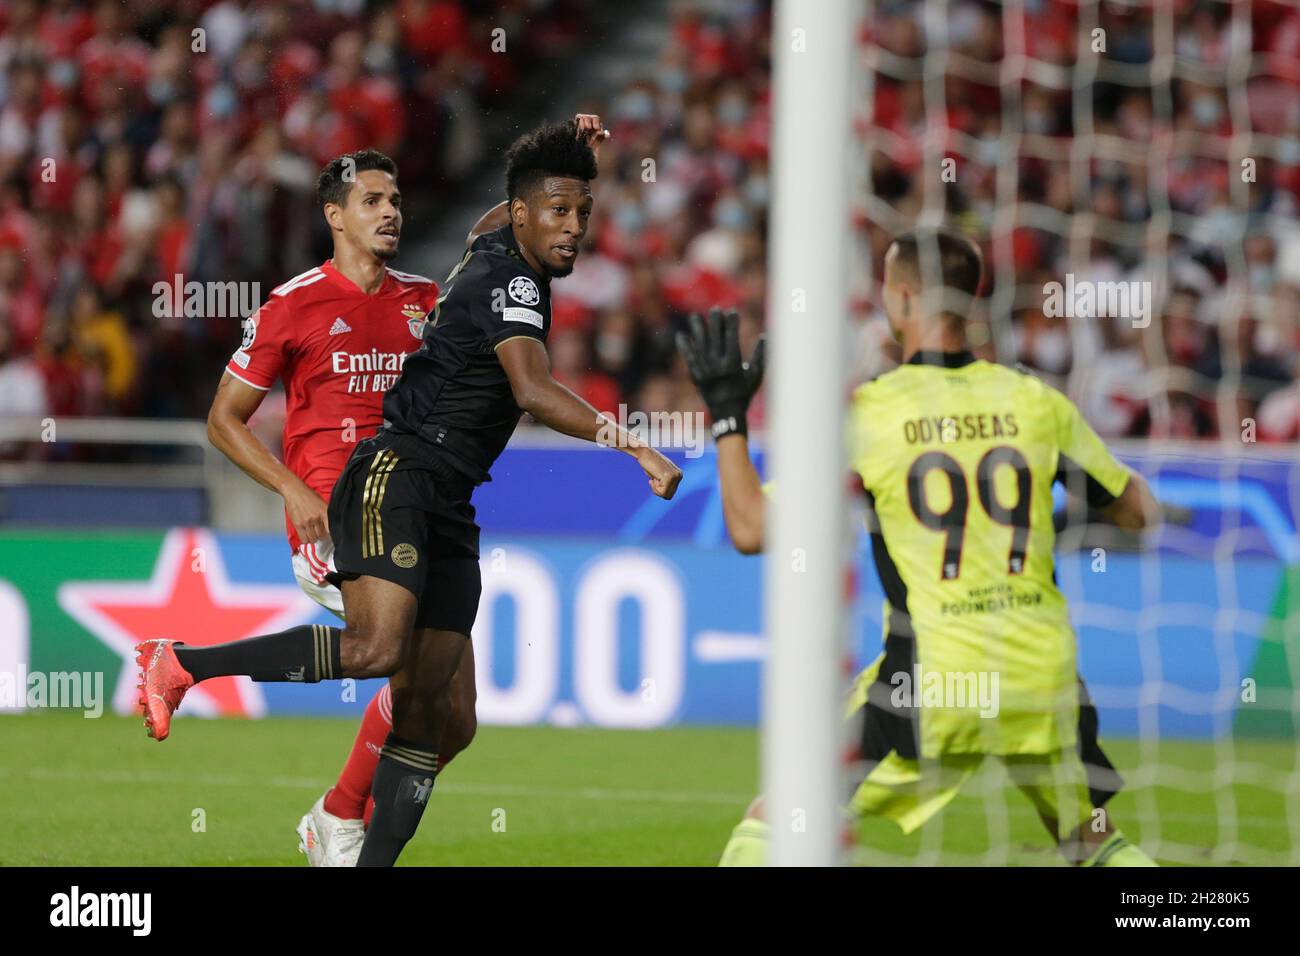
[329,317,352,335]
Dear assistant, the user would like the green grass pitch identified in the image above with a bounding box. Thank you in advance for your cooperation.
[0,713,1293,866]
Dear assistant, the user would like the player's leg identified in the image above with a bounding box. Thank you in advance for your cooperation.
[439,637,478,768]
[357,626,467,866]
[323,684,391,821]
[720,654,984,866]
[298,539,474,806]
[406,553,480,777]
[718,795,770,867]
[850,752,981,838]
[314,556,483,848]
[1076,675,1124,808]
[299,684,390,865]
[137,449,424,740]
[172,444,419,683]
[719,758,980,867]
[357,553,482,866]
[1004,751,1156,866]
[720,654,887,867]
[291,545,346,623]
[1068,678,1156,864]
[137,572,413,739]
[290,547,374,865]
[326,642,475,823]
[721,752,982,868]
[176,572,411,678]
[846,653,983,848]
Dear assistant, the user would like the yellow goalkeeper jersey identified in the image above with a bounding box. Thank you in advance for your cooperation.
[848,350,1131,757]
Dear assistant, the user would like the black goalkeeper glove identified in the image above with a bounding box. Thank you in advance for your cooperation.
[675,307,766,440]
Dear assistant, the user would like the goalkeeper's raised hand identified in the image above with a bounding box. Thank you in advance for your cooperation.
[676,307,766,440]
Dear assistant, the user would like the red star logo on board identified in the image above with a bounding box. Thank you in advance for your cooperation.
[58,527,319,719]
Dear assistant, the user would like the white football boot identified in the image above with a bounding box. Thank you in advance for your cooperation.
[297,793,365,867]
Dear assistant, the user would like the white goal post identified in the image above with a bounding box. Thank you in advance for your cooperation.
[763,0,860,867]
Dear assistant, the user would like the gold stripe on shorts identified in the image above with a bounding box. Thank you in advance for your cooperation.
[371,452,399,558]
[361,450,399,559]
[359,450,385,558]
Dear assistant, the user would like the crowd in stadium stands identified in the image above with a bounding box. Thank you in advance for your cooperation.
[0,0,588,449]
[0,0,1297,457]
[852,0,1300,442]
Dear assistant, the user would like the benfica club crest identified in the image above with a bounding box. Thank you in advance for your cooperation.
[402,304,427,339]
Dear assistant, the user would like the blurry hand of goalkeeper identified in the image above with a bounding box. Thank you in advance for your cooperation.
[676,307,766,439]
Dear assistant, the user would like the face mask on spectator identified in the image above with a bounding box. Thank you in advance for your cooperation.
[618,91,655,123]
[714,199,750,231]
[1024,110,1051,135]
[975,137,1000,165]
[1250,265,1274,291]
[364,44,395,74]
[50,59,77,90]
[1192,95,1222,127]
[596,334,631,365]
[615,202,646,234]
[1031,327,1071,373]
[717,96,749,126]
[743,174,768,207]
[1255,322,1282,355]
[1096,158,1123,181]
[206,84,237,119]
[660,69,688,95]
[149,77,177,106]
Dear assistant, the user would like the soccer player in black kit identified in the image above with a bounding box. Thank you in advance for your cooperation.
[136,119,683,866]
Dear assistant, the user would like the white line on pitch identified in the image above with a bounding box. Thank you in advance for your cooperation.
[0,765,752,807]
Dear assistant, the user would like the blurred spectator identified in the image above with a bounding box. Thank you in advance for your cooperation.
[69,280,133,411]
[0,0,1296,455]
[0,0,589,441]
[0,314,47,456]
[856,0,1300,444]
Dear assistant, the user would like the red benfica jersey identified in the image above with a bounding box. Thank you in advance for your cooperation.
[224,260,439,552]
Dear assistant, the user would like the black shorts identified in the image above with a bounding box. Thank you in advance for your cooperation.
[326,435,483,635]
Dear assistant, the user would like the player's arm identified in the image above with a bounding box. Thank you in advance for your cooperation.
[1049,386,1161,534]
[717,435,765,554]
[1101,469,1160,532]
[209,297,329,544]
[677,308,767,554]
[206,374,331,545]
[465,116,607,247]
[466,201,509,246]
[496,336,681,500]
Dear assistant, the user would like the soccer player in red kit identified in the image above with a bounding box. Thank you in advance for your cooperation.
[207,147,468,867]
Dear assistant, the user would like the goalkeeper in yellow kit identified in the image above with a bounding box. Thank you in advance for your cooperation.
[677,228,1159,866]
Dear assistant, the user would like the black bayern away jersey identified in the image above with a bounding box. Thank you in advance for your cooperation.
[380,224,552,483]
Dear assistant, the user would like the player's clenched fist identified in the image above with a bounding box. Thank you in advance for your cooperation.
[574,113,610,158]
[635,445,682,500]
[676,307,766,441]
[283,479,330,547]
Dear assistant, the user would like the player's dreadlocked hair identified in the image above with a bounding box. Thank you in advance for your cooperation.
[317,149,398,209]
[505,120,598,202]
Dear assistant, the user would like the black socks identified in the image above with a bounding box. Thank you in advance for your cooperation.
[357,734,440,867]
[174,624,342,683]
